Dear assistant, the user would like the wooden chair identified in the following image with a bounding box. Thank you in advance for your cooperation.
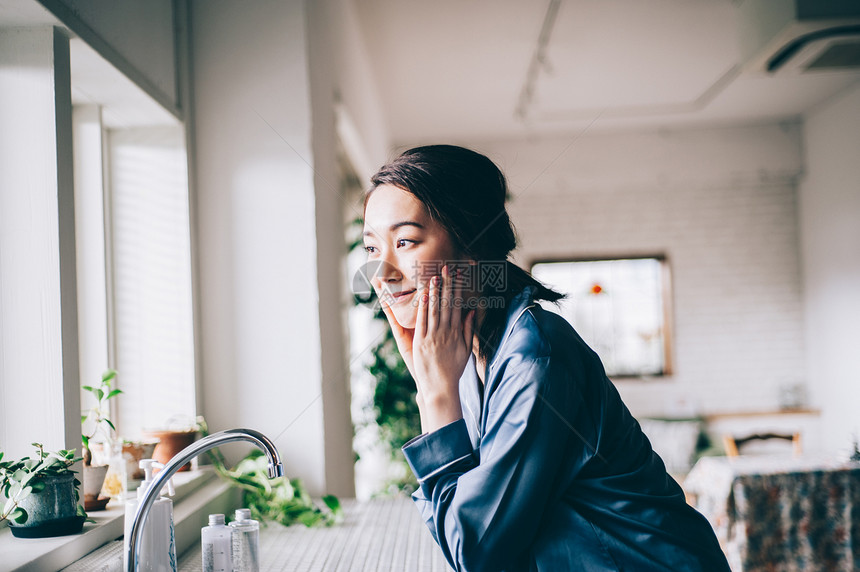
[722,432,802,457]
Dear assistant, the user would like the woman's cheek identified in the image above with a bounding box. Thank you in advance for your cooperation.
[407,256,433,284]
[391,300,417,329]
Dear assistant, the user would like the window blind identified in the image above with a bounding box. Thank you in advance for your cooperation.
[107,125,196,438]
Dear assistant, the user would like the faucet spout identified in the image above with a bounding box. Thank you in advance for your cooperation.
[126,428,283,571]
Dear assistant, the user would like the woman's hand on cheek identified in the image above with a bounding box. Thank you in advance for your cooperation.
[412,265,476,433]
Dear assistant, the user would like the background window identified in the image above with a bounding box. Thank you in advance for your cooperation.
[531,256,673,377]
[107,126,197,437]
[74,111,197,441]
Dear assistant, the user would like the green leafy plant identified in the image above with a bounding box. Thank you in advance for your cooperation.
[0,443,86,525]
[81,369,122,466]
[199,419,342,527]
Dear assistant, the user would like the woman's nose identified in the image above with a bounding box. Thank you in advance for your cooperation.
[380,259,401,282]
[370,257,402,289]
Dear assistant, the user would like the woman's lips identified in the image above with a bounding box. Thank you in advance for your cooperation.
[391,288,416,302]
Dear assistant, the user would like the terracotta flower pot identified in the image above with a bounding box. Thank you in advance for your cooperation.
[143,429,198,471]
[121,440,160,480]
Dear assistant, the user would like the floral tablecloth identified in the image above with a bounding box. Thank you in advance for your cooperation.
[684,455,860,571]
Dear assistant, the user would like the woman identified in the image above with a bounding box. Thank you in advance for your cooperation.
[362,145,730,571]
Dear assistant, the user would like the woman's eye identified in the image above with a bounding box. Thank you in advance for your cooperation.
[364,245,376,254]
[396,238,414,248]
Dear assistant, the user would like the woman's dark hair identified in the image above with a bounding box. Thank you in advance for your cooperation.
[366,144,563,366]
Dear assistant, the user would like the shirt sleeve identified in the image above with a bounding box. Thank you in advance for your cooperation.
[402,355,588,571]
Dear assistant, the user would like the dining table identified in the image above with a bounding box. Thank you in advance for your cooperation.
[683,454,860,572]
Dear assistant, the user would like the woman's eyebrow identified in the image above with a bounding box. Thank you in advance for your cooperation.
[363,221,425,237]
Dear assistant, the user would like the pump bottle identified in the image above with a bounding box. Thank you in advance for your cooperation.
[123,459,177,572]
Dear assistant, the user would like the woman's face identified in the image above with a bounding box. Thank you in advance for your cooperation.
[363,184,460,329]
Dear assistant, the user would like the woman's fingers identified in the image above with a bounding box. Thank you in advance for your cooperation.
[450,266,462,330]
[439,265,452,330]
[415,279,428,339]
[426,274,440,334]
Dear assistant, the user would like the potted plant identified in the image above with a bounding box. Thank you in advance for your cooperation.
[93,437,159,502]
[142,416,201,472]
[0,443,87,538]
[80,369,122,510]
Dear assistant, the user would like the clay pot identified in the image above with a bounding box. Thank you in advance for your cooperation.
[83,463,109,511]
[143,429,198,471]
[89,439,159,481]
[121,440,160,480]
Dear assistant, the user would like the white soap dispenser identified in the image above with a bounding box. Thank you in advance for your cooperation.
[123,459,177,572]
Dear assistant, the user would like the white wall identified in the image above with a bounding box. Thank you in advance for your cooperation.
[799,82,860,454]
[190,0,330,493]
[479,123,807,422]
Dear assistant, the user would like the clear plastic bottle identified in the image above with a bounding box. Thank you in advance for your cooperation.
[102,440,127,502]
[229,508,261,572]
[201,514,232,572]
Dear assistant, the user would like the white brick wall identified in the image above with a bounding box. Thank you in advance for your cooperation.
[799,82,860,454]
[478,123,806,419]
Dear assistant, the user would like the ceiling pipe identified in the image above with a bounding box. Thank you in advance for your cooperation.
[515,0,563,122]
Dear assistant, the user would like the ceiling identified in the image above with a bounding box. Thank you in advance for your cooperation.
[0,0,176,128]
[355,0,860,145]
[0,0,50,26]
[3,0,859,138]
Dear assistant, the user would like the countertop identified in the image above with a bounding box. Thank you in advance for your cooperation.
[178,496,450,571]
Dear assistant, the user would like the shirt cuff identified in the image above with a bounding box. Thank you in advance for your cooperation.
[402,418,476,486]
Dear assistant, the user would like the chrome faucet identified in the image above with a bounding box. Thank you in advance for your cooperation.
[126,428,284,572]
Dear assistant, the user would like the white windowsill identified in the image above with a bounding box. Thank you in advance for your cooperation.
[0,467,239,572]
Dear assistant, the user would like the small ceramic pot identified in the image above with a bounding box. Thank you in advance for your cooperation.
[142,429,198,471]
[9,473,83,538]
[83,464,109,509]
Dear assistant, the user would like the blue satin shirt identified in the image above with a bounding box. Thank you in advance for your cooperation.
[402,286,730,571]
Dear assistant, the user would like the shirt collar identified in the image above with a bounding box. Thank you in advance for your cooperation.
[489,285,538,368]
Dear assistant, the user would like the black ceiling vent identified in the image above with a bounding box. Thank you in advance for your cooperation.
[805,39,860,70]
[767,25,860,73]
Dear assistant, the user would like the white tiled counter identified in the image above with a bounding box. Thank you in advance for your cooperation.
[178,497,450,572]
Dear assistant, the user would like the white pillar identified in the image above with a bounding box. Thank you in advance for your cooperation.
[0,27,80,458]
[73,105,110,403]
